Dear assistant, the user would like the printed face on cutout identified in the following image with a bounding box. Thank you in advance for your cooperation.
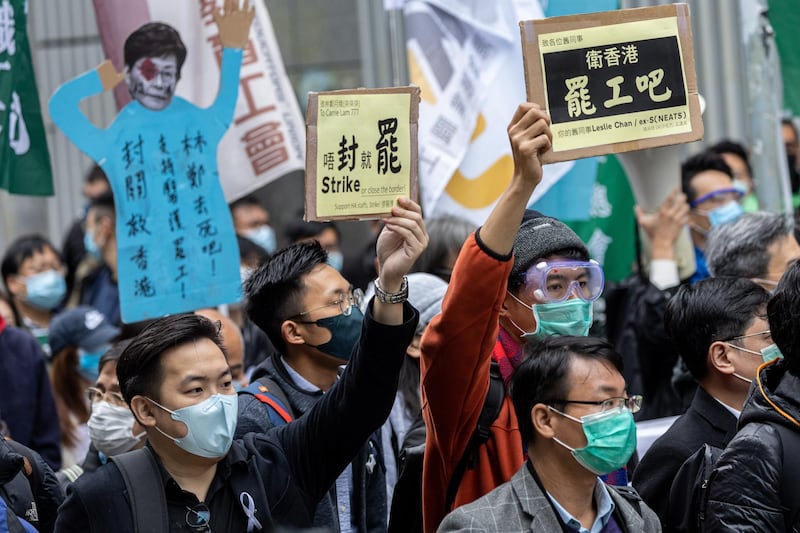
[126,54,179,111]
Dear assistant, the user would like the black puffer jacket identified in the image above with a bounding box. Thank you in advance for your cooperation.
[704,359,800,532]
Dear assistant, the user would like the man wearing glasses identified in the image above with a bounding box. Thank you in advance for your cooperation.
[53,197,427,532]
[420,103,611,531]
[439,336,659,532]
[633,277,774,528]
[235,239,387,531]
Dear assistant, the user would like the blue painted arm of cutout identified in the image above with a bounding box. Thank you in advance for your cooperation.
[207,47,243,138]
[49,69,107,162]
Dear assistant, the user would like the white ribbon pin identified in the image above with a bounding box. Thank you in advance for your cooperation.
[239,492,263,532]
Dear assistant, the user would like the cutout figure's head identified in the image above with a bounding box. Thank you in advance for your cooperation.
[123,23,187,111]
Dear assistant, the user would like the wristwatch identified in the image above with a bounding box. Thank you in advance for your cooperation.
[374,276,409,304]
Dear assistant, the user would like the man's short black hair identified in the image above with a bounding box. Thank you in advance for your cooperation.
[510,336,623,444]
[88,190,116,223]
[244,241,328,353]
[1,234,61,288]
[117,313,226,405]
[85,164,109,184]
[665,277,769,382]
[123,22,187,75]
[229,195,264,213]
[680,151,733,204]
[768,260,800,376]
[285,218,340,243]
[709,139,752,177]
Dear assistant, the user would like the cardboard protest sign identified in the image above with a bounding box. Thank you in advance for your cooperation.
[49,2,255,323]
[520,3,703,163]
[305,86,420,221]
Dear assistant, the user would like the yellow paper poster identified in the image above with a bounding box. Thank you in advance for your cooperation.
[520,4,703,163]
[312,91,414,219]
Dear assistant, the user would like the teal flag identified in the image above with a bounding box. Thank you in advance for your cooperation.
[564,154,636,283]
[0,0,52,196]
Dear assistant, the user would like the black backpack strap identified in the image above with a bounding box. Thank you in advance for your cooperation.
[444,361,505,511]
[109,447,168,533]
[773,423,800,531]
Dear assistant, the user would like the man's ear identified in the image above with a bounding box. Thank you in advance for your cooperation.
[709,341,735,376]
[130,396,158,428]
[281,320,306,347]
[499,291,516,320]
[531,403,556,440]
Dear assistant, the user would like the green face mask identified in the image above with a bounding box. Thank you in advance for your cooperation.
[550,406,637,475]
[760,343,784,363]
[528,299,593,339]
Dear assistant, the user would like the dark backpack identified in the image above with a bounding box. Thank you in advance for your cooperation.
[238,378,295,427]
[667,443,723,532]
[388,361,505,533]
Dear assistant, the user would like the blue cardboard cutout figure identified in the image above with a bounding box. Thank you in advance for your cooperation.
[50,2,255,323]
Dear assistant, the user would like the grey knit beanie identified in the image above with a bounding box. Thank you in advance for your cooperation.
[406,272,448,334]
[510,215,589,282]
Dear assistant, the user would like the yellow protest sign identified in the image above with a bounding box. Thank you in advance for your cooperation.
[520,4,703,163]
[305,87,420,220]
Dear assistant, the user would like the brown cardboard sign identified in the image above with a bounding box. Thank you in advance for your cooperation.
[305,86,420,221]
[520,4,703,163]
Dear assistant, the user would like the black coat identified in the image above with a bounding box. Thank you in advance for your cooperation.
[704,360,800,532]
[632,386,737,527]
[54,302,417,532]
[238,352,387,532]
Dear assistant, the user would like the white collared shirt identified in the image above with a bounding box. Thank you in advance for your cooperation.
[546,478,616,533]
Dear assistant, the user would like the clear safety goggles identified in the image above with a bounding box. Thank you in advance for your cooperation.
[519,260,604,303]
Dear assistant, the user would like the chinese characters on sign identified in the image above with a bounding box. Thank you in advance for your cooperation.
[520,4,703,163]
[306,87,420,221]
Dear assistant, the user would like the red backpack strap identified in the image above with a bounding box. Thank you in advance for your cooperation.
[252,392,293,423]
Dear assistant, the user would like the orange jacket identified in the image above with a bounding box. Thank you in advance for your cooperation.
[420,231,524,532]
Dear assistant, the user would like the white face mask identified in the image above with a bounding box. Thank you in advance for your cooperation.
[87,401,145,456]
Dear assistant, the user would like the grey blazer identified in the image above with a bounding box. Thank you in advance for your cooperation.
[438,465,661,532]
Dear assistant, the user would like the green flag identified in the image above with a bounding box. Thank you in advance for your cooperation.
[0,0,52,196]
[564,154,636,283]
[772,0,800,115]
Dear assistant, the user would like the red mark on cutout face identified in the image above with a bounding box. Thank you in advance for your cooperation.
[139,58,158,81]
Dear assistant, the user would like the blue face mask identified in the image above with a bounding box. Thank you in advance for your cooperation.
[244,225,277,254]
[150,393,238,459]
[761,344,784,363]
[327,251,344,272]
[529,299,593,339]
[308,305,364,361]
[23,270,66,310]
[83,229,102,261]
[707,201,744,227]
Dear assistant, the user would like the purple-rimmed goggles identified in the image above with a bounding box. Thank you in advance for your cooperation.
[520,259,604,303]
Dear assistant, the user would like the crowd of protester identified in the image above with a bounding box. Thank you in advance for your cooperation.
[4,14,800,529]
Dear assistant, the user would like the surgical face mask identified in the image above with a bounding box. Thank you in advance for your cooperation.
[731,179,748,195]
[327,250,344,272]
[78,347,108,381]
[83,229,102,261]
[550,406,637,475]
[308,305,364,361]
[149,393,238,459]
[725,341,784,364]
[507,292,593,339]
[23,270,66,310]
[706,201,744,227]
[88,401,145,456]
[244,225,277,254]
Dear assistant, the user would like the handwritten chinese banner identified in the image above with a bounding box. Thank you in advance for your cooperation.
[305,87,420,221]
[521,3,703,163]
[92,0,305,201]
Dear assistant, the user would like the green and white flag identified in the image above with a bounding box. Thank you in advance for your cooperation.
[0,0,52,196]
